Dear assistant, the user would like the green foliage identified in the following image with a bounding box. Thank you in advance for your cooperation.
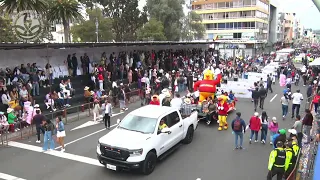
[47,0,83,42]
[137,18,166,41]
[0,0,48,14]
[102,0,147,41]
[146,0,185,41]
[181,11,206,41]
[71,8,114,42]
[0,15,17,42]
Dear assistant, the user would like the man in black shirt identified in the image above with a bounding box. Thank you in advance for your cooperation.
[252,87,260,111]
[71,53,78,77]
[266,75,273,93]
[33,110,45,143]
[259,84,267,110]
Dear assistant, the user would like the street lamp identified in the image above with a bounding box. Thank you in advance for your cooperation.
[95,17,99,42]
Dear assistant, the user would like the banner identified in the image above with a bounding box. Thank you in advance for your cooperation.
[218,81,252,99]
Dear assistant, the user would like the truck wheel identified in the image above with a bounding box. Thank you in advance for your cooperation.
[141,151,157,175]
[183,126,194,144]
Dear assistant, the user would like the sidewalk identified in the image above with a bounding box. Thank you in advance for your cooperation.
[0,96,141,143]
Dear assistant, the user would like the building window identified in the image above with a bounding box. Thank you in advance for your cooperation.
[217,2,225,8]
[244,0,251,6]
[218,23,225,29]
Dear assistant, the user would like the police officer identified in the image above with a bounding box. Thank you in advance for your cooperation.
[267,141,291,180]
[284,140,294,178]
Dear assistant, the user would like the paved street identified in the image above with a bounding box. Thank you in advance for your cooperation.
[0,83,309,180]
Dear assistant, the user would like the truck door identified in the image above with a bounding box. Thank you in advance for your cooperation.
[156,114,173,156]
[166,111,184,146]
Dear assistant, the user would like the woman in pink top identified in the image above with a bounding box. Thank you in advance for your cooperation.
[268,117,279,145]
[249,112,261,144]
[128,69,133,84]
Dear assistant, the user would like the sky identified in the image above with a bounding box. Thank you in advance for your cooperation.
[278,0,320,29]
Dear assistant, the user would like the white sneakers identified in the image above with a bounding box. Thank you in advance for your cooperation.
[36,140,41,143]
[261,140,266,144]
[61,148,65,152]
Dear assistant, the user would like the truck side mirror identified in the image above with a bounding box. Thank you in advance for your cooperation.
[161,128,171,134]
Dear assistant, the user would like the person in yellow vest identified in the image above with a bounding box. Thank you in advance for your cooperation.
[267,141,291,180]
[159,119,168,130]
[284,140,294,178]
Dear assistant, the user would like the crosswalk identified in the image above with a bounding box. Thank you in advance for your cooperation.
[0,172,26,180]
[8,141,103,167]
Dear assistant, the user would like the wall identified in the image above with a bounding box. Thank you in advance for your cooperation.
[268,4,277,44]
[0,44,208,68]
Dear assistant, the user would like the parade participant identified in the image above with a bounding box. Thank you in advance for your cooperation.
[273,129,287,149]
[267,141,291,180]
[159,89,168,105]
[206,97,217,125]
[217,95,229,131]
[149,95,160,105]
[170,93,183,109]
[249,112,261,144]
[193,69,222,104]
[252,87,260,111]
[258,84,267,110]
[162,92,171,107]
[181,96,193,117]
[283,141,294,179]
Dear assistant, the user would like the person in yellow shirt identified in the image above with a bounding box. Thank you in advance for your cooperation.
[267,141,291,180]
[284,138,300,178]
[159,119,168,130]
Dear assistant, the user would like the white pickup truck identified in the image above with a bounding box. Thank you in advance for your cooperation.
[97,105,198,175]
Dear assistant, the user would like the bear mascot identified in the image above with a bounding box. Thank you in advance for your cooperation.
[217,95,229,131]
[193,68,222,104]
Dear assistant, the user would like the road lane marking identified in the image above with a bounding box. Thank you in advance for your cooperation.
[70,112,123,131]
[269,94,278,102]
[0,172,26,180]
[8,141,103,167]
[55,123,118,150]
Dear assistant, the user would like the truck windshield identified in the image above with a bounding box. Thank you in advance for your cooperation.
[118,114,157,134]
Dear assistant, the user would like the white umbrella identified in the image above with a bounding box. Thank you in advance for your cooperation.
[309,58,320,66]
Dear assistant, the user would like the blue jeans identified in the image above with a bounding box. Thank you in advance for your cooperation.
[234,131,243,147]
[32,82,39,96]
[260,124,268,142]
[250,130,258,141]
[270,131,276,143]
[43,131,55,151]
[282,104,288,116]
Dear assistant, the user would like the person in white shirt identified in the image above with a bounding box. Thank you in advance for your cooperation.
[291,89,303,118]
[1,90,11,108]
[59,80,71,98]
[103,99,112,129]
[280,94,289,119]
[170,93,183,109]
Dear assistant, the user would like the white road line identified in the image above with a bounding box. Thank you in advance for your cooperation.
[8,141,103,167]
[0,172,26,180]
[55,124,118,150]
[269,94,278,102]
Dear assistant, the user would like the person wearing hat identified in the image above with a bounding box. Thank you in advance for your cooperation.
[284,140,295,179]
[249,112,261,143]
[268,117,279,145]
[7,108,19,132]
[84,86,92,103]
[149,95,160,105]
[162,92,172,107]
[159,89,168,105]
[267,141,291,180]
[181,96,192,117]
[272,129,287,149]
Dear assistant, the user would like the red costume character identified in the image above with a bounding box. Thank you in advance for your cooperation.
[193,69,222,104]
[217,95,229,131]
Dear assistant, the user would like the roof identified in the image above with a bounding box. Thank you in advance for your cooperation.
[129,105,179,119]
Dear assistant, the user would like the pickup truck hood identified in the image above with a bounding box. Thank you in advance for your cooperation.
[99,127,152,149]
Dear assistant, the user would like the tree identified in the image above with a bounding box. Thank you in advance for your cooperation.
[71,8,114,42]
[137,18,166,41]
[146,0,185,41]
[101,0,147,41]
[0,15,17,42]
[47,0,83,43]
[0,0,48,14]
[181,11,206,41]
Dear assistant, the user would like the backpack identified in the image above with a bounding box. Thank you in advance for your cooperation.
[233,118,242,131]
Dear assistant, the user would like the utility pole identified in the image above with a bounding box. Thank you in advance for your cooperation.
[95,0,99,42]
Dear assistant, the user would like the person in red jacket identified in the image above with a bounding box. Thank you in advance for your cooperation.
[249,112,261,144]
[217,95,229,131]
[98,73,104,91]
[149,95,160,105]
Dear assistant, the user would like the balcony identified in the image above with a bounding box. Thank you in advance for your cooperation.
[203,16,268,21]
[206,27,256,30]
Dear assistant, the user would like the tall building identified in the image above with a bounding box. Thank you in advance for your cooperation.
[191,0,270,56]
[283,12,294,44]
[276,12,285,43]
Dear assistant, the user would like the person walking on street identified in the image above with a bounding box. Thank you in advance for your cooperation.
[259,84,267,110]
[231,112,246,150]
[280,93,289,120]
[33,109,45,143]
[291,90,303,118]
[104,99,112,129]
[307,84,313,103]
[268,117,279,145]
[260,111,268,144]
[303,109,313,144]
[56,116,66,152]
[267,141,291,180]
[292,115,303,147]
[42,119,55,151]
[252,87,260,111]
[312,92,320,114]
[249,112,261,144]
[266,75,273,93]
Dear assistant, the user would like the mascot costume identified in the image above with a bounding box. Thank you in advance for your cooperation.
[217,95,229,131]
[193,69,222,104]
